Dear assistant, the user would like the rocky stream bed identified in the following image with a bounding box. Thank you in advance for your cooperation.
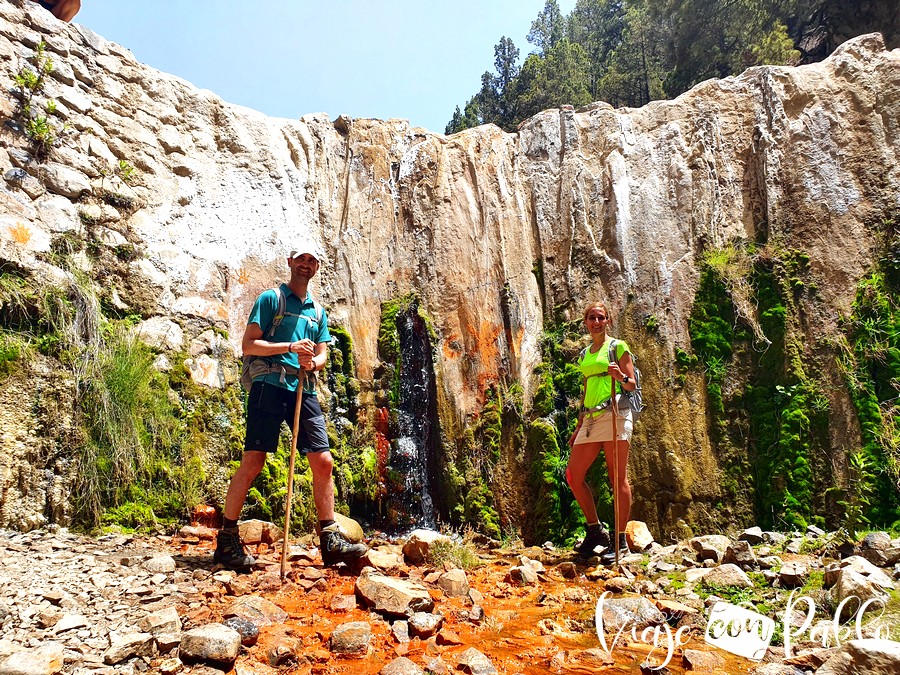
[1,521,899,675]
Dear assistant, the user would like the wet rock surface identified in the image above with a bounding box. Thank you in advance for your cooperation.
[1,524,899,674]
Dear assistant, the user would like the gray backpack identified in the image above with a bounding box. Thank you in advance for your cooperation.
[239,287,323,391]
[608,338,644,422]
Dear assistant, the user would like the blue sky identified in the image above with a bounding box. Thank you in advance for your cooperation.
[75,1,576,133]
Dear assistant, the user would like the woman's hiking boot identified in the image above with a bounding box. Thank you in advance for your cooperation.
[575,523,610,558]
[320,523,368,567]
[213,528,256,570]
[601,532,630,565]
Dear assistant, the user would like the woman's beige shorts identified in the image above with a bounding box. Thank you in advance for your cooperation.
[573,407,633,445]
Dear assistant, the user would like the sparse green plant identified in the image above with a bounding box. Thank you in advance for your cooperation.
[834,451,876,544]
[116,159,138,185]
[78,210,98,227]
[428,533,482,570]
[0,331,31,381]
[12,41,69,158]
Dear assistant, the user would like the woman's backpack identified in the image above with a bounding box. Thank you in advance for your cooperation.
[608,339,644,423]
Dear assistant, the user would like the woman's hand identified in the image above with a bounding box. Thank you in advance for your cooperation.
[611,353,637,391]
[608,363,625,381]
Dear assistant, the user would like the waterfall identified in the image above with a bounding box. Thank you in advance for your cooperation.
[386,301,438,531]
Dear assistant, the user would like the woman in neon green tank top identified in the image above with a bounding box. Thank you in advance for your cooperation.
[566,302,638,562]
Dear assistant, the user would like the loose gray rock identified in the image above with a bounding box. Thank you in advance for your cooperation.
[222,617,258,647]
[266,636,301,668]
[816,638,900,675]
[785,537,804,554]
[363,548,404,572]
[0,642,64,675]
[830,569,889,621]
[682,648,724,670]
[840,556,895,589]
[597,596,665,632]
[738,527,764,545]
[779,561,809,588]
[806,524,826,538]
[391,620,410,644]
[758,555,782,570]
[408,612,443,639]
[763,531,787,545]
[689,535,730,562]
[138,606,181,636]
[329,621,371,656]
[556,562,577,579]
[103,632,154,665]
[860,546,900,567]
[330,594,357,612]
[237,519,281,545]
[722,540,757,569]
[508,565,538,585]
[355,567,434,617]
[457,647,497,675]
[52,613,89,634]
[223,596,289,626]
[401,529,450,565]
[179,624,241,664]
[701,564,753,588]
[380,656,424,675]
[436,568,469,597]
[861,532,892,551]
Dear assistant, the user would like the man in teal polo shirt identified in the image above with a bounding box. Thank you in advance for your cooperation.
[214,243,368,569]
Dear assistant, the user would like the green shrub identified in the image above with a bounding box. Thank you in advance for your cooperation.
[428,535,482,570]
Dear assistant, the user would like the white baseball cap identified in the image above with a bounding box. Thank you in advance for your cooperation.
[289,241,322,261]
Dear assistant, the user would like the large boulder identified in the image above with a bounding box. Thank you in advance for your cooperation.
[333,513,365,543]
[329,621,372,657]
[689,535,731,562]
[816,639,900,675]
[223,596,289,627]
[355,567,434,617]
[179,624,242,664]
[829,569,889,621]
[701,564,753,588]
[596,596,666,633]
[402,529,450,565]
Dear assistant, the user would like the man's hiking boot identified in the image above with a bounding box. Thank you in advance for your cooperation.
[575,523,610,558]
[601,532,630,566]
[320,523,368,567]
[213,529,256,570]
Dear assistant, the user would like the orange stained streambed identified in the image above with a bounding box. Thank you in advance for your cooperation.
[188,539,760,675]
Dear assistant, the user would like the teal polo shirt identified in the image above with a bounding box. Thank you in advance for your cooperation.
[247,284,330,394]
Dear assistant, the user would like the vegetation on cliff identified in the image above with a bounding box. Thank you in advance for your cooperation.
[447,0,895,133]
[683,233,899,534]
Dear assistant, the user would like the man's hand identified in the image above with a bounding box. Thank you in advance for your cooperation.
[289,339,316,370]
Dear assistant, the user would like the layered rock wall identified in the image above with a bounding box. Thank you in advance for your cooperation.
[0,0,897,535]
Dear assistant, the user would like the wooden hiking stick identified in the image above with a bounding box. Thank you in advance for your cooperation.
[611,389,620,568]
[280,371,305,581]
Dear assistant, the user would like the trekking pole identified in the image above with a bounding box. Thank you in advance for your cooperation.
[611,389,620,568]
[280,370,306,582]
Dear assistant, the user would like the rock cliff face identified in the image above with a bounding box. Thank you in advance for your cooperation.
[0,0,897,537]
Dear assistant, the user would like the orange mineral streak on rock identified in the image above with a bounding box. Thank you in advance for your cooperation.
[442,332,463,360]
[465,320,503,397]
[373,406,390,497]
[8,222,31,245]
